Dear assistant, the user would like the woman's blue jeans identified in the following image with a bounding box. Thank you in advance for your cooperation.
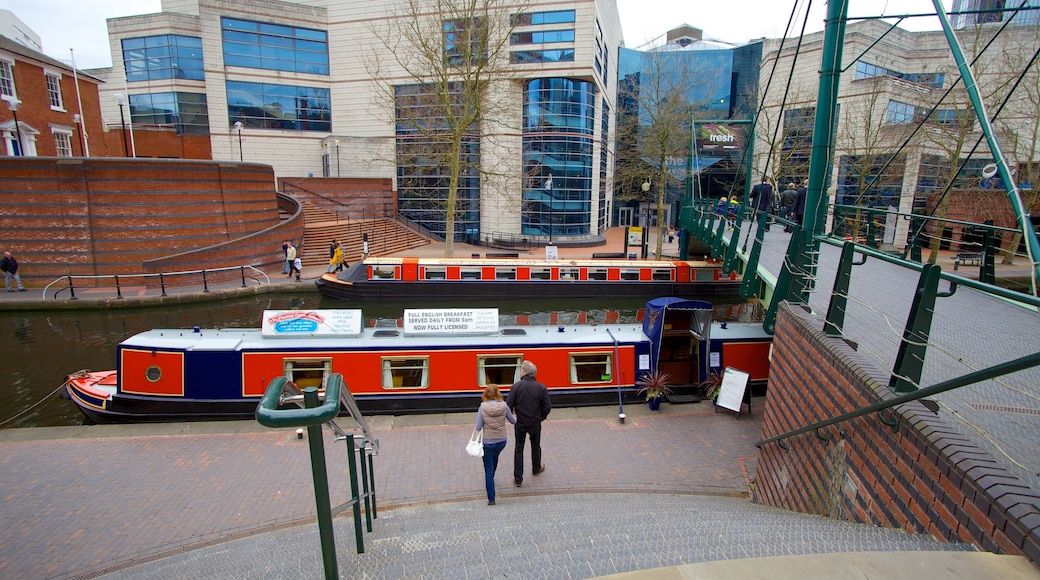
[482,440,507,502]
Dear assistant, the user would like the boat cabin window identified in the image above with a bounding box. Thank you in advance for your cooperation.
[424,268,446,280]
[478,355,522,386]
[570,353,613,383]
[372,266,397,280]
[620,269,640,281]
[495,268,516,280]
[587,268,608,281]
[460,268,482,280]
[652,268,672,281]
[530,268,551,280]
[381,356,429,389]
[285,359,332,390]
[559,268,578,280]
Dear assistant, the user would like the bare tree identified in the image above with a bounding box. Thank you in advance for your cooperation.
[615,48,720,258]
[369,0,526,256]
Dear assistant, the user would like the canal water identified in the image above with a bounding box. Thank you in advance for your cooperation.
[4,294,731,428]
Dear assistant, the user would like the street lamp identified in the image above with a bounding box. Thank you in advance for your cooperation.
[545,173,554,244]
[334,139,340,177]
[113,93,129,157]
[234,121,244,161]
[5,97,24,156]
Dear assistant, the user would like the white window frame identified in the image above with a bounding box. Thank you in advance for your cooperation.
[381,356,430,389]
[52,128,73,157]
[477,355,522,386]
[44,70,64,111]
[0,56,14,98]
[569,352,613,384]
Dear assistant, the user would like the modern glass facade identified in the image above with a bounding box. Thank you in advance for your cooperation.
[521,78,596,238]
[221,18,329,75]
[395,83,481,241]
[226,81,331,131]
[122,35,205,81]
[129,92,210,135]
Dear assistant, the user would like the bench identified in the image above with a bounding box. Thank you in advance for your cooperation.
[486,252,519,258]
[953,253,982,269]
[591,252,626,259]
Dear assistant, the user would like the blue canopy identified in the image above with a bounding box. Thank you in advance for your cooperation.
[642,297,713,372]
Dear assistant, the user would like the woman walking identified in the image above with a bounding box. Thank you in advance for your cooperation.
[475,384,515,505]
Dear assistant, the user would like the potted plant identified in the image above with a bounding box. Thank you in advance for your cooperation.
[699,370,723,405]
[635,370,673,411]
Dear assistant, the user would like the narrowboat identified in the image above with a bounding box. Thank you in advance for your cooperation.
[314,256,741,301]
[64,298,771,424]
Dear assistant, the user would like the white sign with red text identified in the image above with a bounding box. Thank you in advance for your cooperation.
[261,310,362,337]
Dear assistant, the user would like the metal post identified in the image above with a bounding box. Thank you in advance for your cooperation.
[240,266,247,287]
[114,95,129,157]
[114,275,123,299]
[345,434,366,553]
[67,275,77,300]
[9,105,24,155]
[547,173,554,244]
[335,139,340,177]
[304,388,339,580]
[234,121,244,161]
[159,273,167,297]
[202,270,209,293]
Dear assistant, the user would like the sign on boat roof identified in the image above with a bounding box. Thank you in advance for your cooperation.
[261,310,363,337]
[403,308,499,335]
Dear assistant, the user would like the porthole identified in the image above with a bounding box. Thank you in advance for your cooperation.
[145,366,162,382]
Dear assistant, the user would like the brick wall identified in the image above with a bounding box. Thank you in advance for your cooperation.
[754,302,1040,564]
[0,157,303,286]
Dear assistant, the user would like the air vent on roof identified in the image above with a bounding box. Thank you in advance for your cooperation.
[373,330,400,337]
[501,328,527,336]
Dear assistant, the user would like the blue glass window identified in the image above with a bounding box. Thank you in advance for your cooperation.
[855,61,944,89]
[510,30,575,45]
[522,78,596,238]
[444,18,487,66]
[226,81,331,131]
[510,50,575,64]
[221,17,329,75]
[395,83,480,241]
[128,92,209,135]
[122,35,204,82]
[511,10,576,26]
[886,100,916,124]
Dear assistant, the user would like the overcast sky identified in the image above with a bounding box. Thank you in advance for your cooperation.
[8,0,951,70]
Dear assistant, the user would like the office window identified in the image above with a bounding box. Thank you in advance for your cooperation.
[511,10,576,26]
[122,35,205,81]
[129,92,210,135]
[53,130,72,157]
[0,58,14,97]
[510,29,575,45]
[226,81,331,131]
[886,100,916,124]
[221,18,329,75]
[510,49,575,64]
[45,73,63,109]
[444,18,486,66]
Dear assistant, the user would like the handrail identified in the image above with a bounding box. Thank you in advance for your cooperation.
[41,265,270,300]
[756,351,1040,449]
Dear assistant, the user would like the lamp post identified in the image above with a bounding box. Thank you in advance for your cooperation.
[113,93,129,157]
[5,98,24,156]
[334,139,340,177]
[234,121,244,161]
[546,173,554,244]
[641,179,652,259]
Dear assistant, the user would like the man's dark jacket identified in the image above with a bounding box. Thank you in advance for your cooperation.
[506,375,551,429]
[0,256,16,274]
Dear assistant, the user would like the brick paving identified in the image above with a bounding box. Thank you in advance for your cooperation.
[0,403,973,579]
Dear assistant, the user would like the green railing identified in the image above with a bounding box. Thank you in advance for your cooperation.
[256,374,378,580]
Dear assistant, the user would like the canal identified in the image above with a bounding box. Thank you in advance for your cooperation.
[2,293,718,428]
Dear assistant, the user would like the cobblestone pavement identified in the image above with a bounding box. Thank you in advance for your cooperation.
[740,224,1040,495]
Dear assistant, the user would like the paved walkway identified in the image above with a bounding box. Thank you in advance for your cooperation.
[0,402,990,579]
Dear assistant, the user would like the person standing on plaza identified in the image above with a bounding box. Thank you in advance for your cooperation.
[794,179,808,227]
[281,240,291,274]
[475,384,516,505]
[285,241,298,278]
[327,242,343,274]
[506,359,551,486]
[0,251,25,291]
[749,176,774,232]
[780,182,798,232]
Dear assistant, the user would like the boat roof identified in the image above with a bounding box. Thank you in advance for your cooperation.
[119,323,650,351]
[363,256,714,268]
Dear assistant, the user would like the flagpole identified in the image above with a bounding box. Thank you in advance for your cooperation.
[69,48,89,156]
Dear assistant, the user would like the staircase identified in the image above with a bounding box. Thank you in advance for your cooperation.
[298,201,430,266]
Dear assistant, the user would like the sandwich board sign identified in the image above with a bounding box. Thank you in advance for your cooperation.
[714,366,751,417]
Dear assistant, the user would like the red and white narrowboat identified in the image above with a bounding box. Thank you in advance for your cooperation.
[65,298,771,423]
[314,256,740,301]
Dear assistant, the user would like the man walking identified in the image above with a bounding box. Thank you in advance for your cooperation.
[0,251,25,291]
[749,176,774,232]
[285,241,297,278]
[780,182,798,232]
[506,360,551,487]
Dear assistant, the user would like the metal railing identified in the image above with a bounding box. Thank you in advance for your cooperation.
[41,265,270,300]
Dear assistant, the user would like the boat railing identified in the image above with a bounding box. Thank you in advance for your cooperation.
[40,265,270,300]
[257,374,378,574]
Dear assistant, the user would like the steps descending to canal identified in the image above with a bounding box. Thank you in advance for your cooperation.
[298,201,430,266]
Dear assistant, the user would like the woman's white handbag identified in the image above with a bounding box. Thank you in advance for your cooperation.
[465,429,484,457]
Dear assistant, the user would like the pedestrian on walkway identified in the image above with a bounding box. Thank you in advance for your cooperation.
[794,179,808,227]
[285,241,297,278]
[749,176,774,232]
[475,384,516,505]
[0,251,25,291]
[291,256,302,281]
[780,182,798,232]
[281,240,291,274]
[327,242,343,274]
[506,359,551,486]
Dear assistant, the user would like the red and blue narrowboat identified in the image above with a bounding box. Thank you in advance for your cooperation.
[65,298,771,423]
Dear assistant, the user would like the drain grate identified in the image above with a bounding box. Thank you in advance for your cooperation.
[968,403,1040,416]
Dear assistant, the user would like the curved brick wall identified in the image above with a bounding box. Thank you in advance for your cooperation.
[0,157,303,286]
